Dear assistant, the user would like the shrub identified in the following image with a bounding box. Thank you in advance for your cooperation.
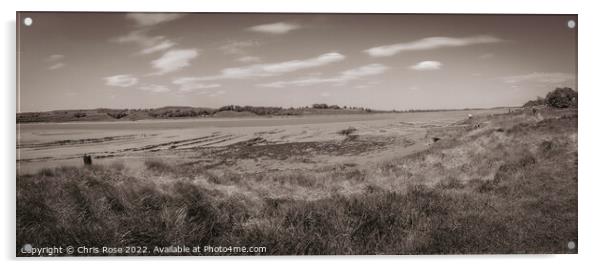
[545,87,577,108]
[107,111,128,119]
[523,97,545,107]
[338,127,357,136]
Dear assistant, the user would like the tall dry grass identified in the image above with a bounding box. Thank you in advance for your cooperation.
[17,108,577,255]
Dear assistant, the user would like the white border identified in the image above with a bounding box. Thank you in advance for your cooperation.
[2,0,600,268]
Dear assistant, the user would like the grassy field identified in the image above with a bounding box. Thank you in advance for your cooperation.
[16,107,577,255]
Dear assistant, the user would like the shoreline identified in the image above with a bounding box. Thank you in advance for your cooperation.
[16,107,514,125]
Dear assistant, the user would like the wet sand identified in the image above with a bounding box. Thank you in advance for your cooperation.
[17,109,506,174]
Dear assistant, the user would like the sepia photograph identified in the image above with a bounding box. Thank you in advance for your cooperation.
[16,12,577,256]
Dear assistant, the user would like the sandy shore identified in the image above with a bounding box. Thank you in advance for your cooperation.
[17,109,506,174]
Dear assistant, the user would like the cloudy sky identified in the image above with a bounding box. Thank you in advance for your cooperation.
[17,13,577,112]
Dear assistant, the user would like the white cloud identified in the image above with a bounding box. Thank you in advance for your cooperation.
[354,81,381,89]
[219,40,260,55]
[172,77,221,92]
[151,49,199,75]
[114,30,155,46]
[140,40,176,54]
[114,14,185,58]
[113,30,176,55]
[250,52,344,74]
[104,74,139,88]
[320,92,331,97]
[248,22,300,34]
[167,53,344,88]
[259,63,389,88]
[46,54,65,70]
[198,52,345,80]
[237,56,261,63]
[365,35,503,57]
[139,84,171,93]
[340,64,389,77]
[501,72,576,84]
[125,13,186,27]
[48,63,65,70]
[410,61,442,71]
[46,54,64,62]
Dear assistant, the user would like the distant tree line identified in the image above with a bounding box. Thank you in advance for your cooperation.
[214,104,375,115]
[17,104,388,123]
[97,103,377,120]
[216,105,285,116]
[148,108,213,118]
[400,108,480,113]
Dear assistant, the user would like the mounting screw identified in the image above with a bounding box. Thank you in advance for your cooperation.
[23,17,33,26]
[567,20,576,29]
[568,241,576,250]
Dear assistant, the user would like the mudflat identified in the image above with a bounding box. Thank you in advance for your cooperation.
[17,109,504,175]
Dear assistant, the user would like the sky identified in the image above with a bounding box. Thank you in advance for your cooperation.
[17,13,577,112]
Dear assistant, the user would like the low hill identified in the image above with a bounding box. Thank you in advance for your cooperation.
[16,104,380,123]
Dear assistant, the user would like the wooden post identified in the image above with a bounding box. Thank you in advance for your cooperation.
[83,154,92,165]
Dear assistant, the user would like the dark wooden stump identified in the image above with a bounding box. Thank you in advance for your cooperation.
[83,155,92,165]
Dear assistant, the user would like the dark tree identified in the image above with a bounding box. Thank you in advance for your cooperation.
[312,103,329,109]
[545,87,577,108]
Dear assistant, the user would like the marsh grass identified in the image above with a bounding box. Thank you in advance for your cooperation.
[16,108,577,255]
